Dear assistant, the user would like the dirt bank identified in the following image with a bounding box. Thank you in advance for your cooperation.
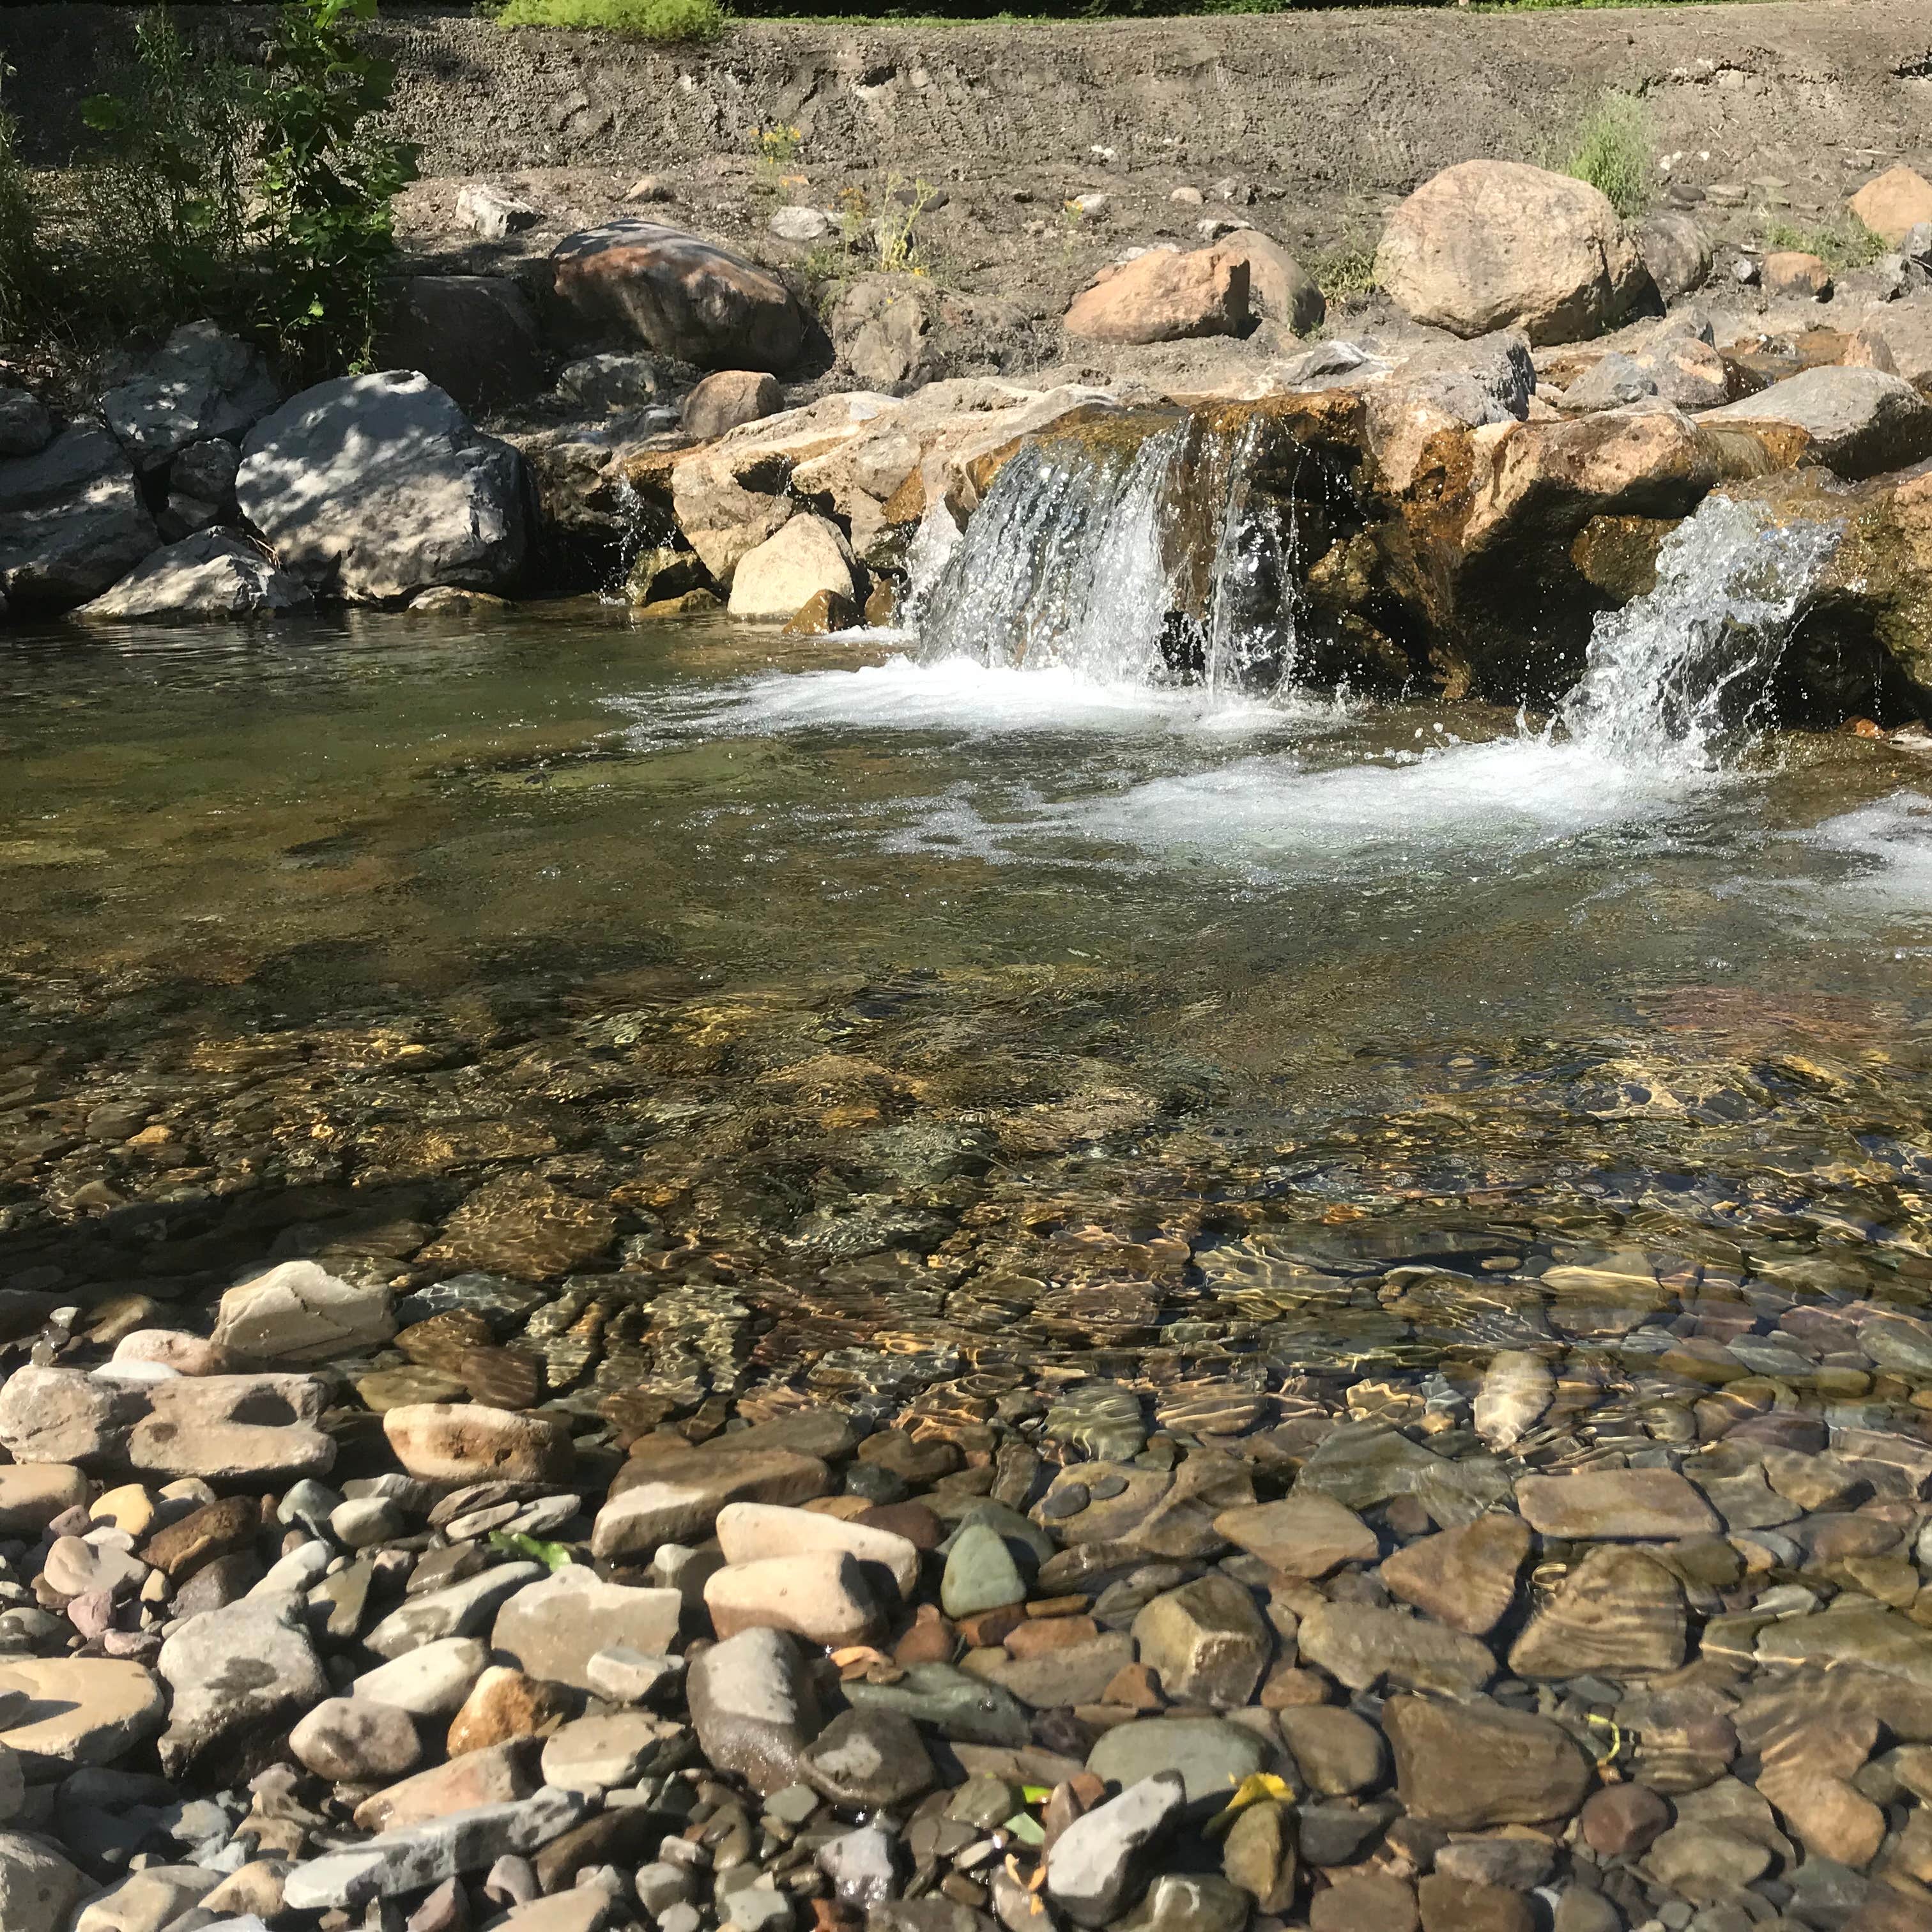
[8,1,1932,238]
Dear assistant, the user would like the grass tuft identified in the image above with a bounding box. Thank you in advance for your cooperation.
[1309,241,1377,304]
[1762,213,1887,273]
[1564,88,1653,220]
[493,0,725,40]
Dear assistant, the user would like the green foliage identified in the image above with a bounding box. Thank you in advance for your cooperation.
[724,0,1726,15]
[252,0,419,380]
[0,71,45,341]
[1564,88,1653,219]
[78,10,253,328]
[1763,213,1886,273]
[493,0,724,38]
[488,1530,576,1569]
[56,0,415,378]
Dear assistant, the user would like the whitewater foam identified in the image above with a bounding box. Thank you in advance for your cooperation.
[1802,792,1932,908]
[644,654,1344,742]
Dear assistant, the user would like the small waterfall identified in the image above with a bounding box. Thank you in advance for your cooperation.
[1556,495,1841,769]
[910,412,1308,694]
[1200,413,1299,701]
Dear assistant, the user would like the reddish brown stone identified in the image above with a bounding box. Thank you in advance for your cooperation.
[1007,1616,1101,1660]
[855,1501,944,1550]
[1580,1784,1670,1857]
[893,1605,958,1666]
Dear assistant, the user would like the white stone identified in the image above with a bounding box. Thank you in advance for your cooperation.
[716,1501,921,1595]
[212,1260,394,1367]
[352,1637,491,1715]
[78,531,310,622]
[726,514,856,621]
[236,372,528,603]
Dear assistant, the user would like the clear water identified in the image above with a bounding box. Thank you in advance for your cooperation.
[9,498,1932,1394]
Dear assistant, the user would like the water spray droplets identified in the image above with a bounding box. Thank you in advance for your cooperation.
[1556,495,1841,772]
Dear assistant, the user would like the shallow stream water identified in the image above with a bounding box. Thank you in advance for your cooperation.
[12,566,1932,1438]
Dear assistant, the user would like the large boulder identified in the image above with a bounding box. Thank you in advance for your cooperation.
[75,530,310,622]
[1637,213,1712,302]
[0,426,158,615]
[101,321,280,473]
[1374,160,1649,344]
[1461,406,1779,558]
[1216,229,1325,335]
[1064,244,1251,345]
[727,514,858,621]
[551,220,808,372]
[380,277,549,413]
[237,372,530,602]
[1699,365,1932,480]
[1850,165,1932,247]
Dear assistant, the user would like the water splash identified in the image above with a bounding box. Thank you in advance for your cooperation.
[914,430,1186,682]
[1556,494,1841,770]
[911,415,1307,694]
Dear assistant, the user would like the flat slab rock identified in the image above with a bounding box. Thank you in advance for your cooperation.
[0,1657,165,1774]
[1384,1692,1594,1830]
[1514,1468,1718,1540]
[492,1567,682,1692]
[282,1786,592,1911]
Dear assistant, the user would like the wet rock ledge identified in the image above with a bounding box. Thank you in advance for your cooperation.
[4,1252,1932,1932]
[15,151,1932,714]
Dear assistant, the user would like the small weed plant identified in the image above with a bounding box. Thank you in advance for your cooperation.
[754,122,806,195]
[875,176,940,274]
[493,0,723,39]
[1564,88,1653,220]
[797,176,940,309]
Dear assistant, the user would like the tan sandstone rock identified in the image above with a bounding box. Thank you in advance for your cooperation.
[1375,161,1647,344]
[1064,244,1251,345]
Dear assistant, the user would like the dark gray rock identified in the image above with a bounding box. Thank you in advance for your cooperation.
[1045,1772,1185,1928]
[381,276,550,413]
[802,1709,936,1809]
[689,1627,822,1796]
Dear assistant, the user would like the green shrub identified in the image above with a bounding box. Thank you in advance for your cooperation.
[0,70,45,341]
[78,10,254,328]
[252,0,419,379]
[1763,214,1886,273]
[1564,89,1653,219]
[493,0,725,40]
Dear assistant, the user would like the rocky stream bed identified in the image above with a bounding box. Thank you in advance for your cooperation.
[18,48,1932,1932]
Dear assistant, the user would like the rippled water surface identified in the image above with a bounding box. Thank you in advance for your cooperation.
[10,604,1932,1413]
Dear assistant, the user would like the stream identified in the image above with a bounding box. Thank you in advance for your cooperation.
[9,493,1932,1424]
